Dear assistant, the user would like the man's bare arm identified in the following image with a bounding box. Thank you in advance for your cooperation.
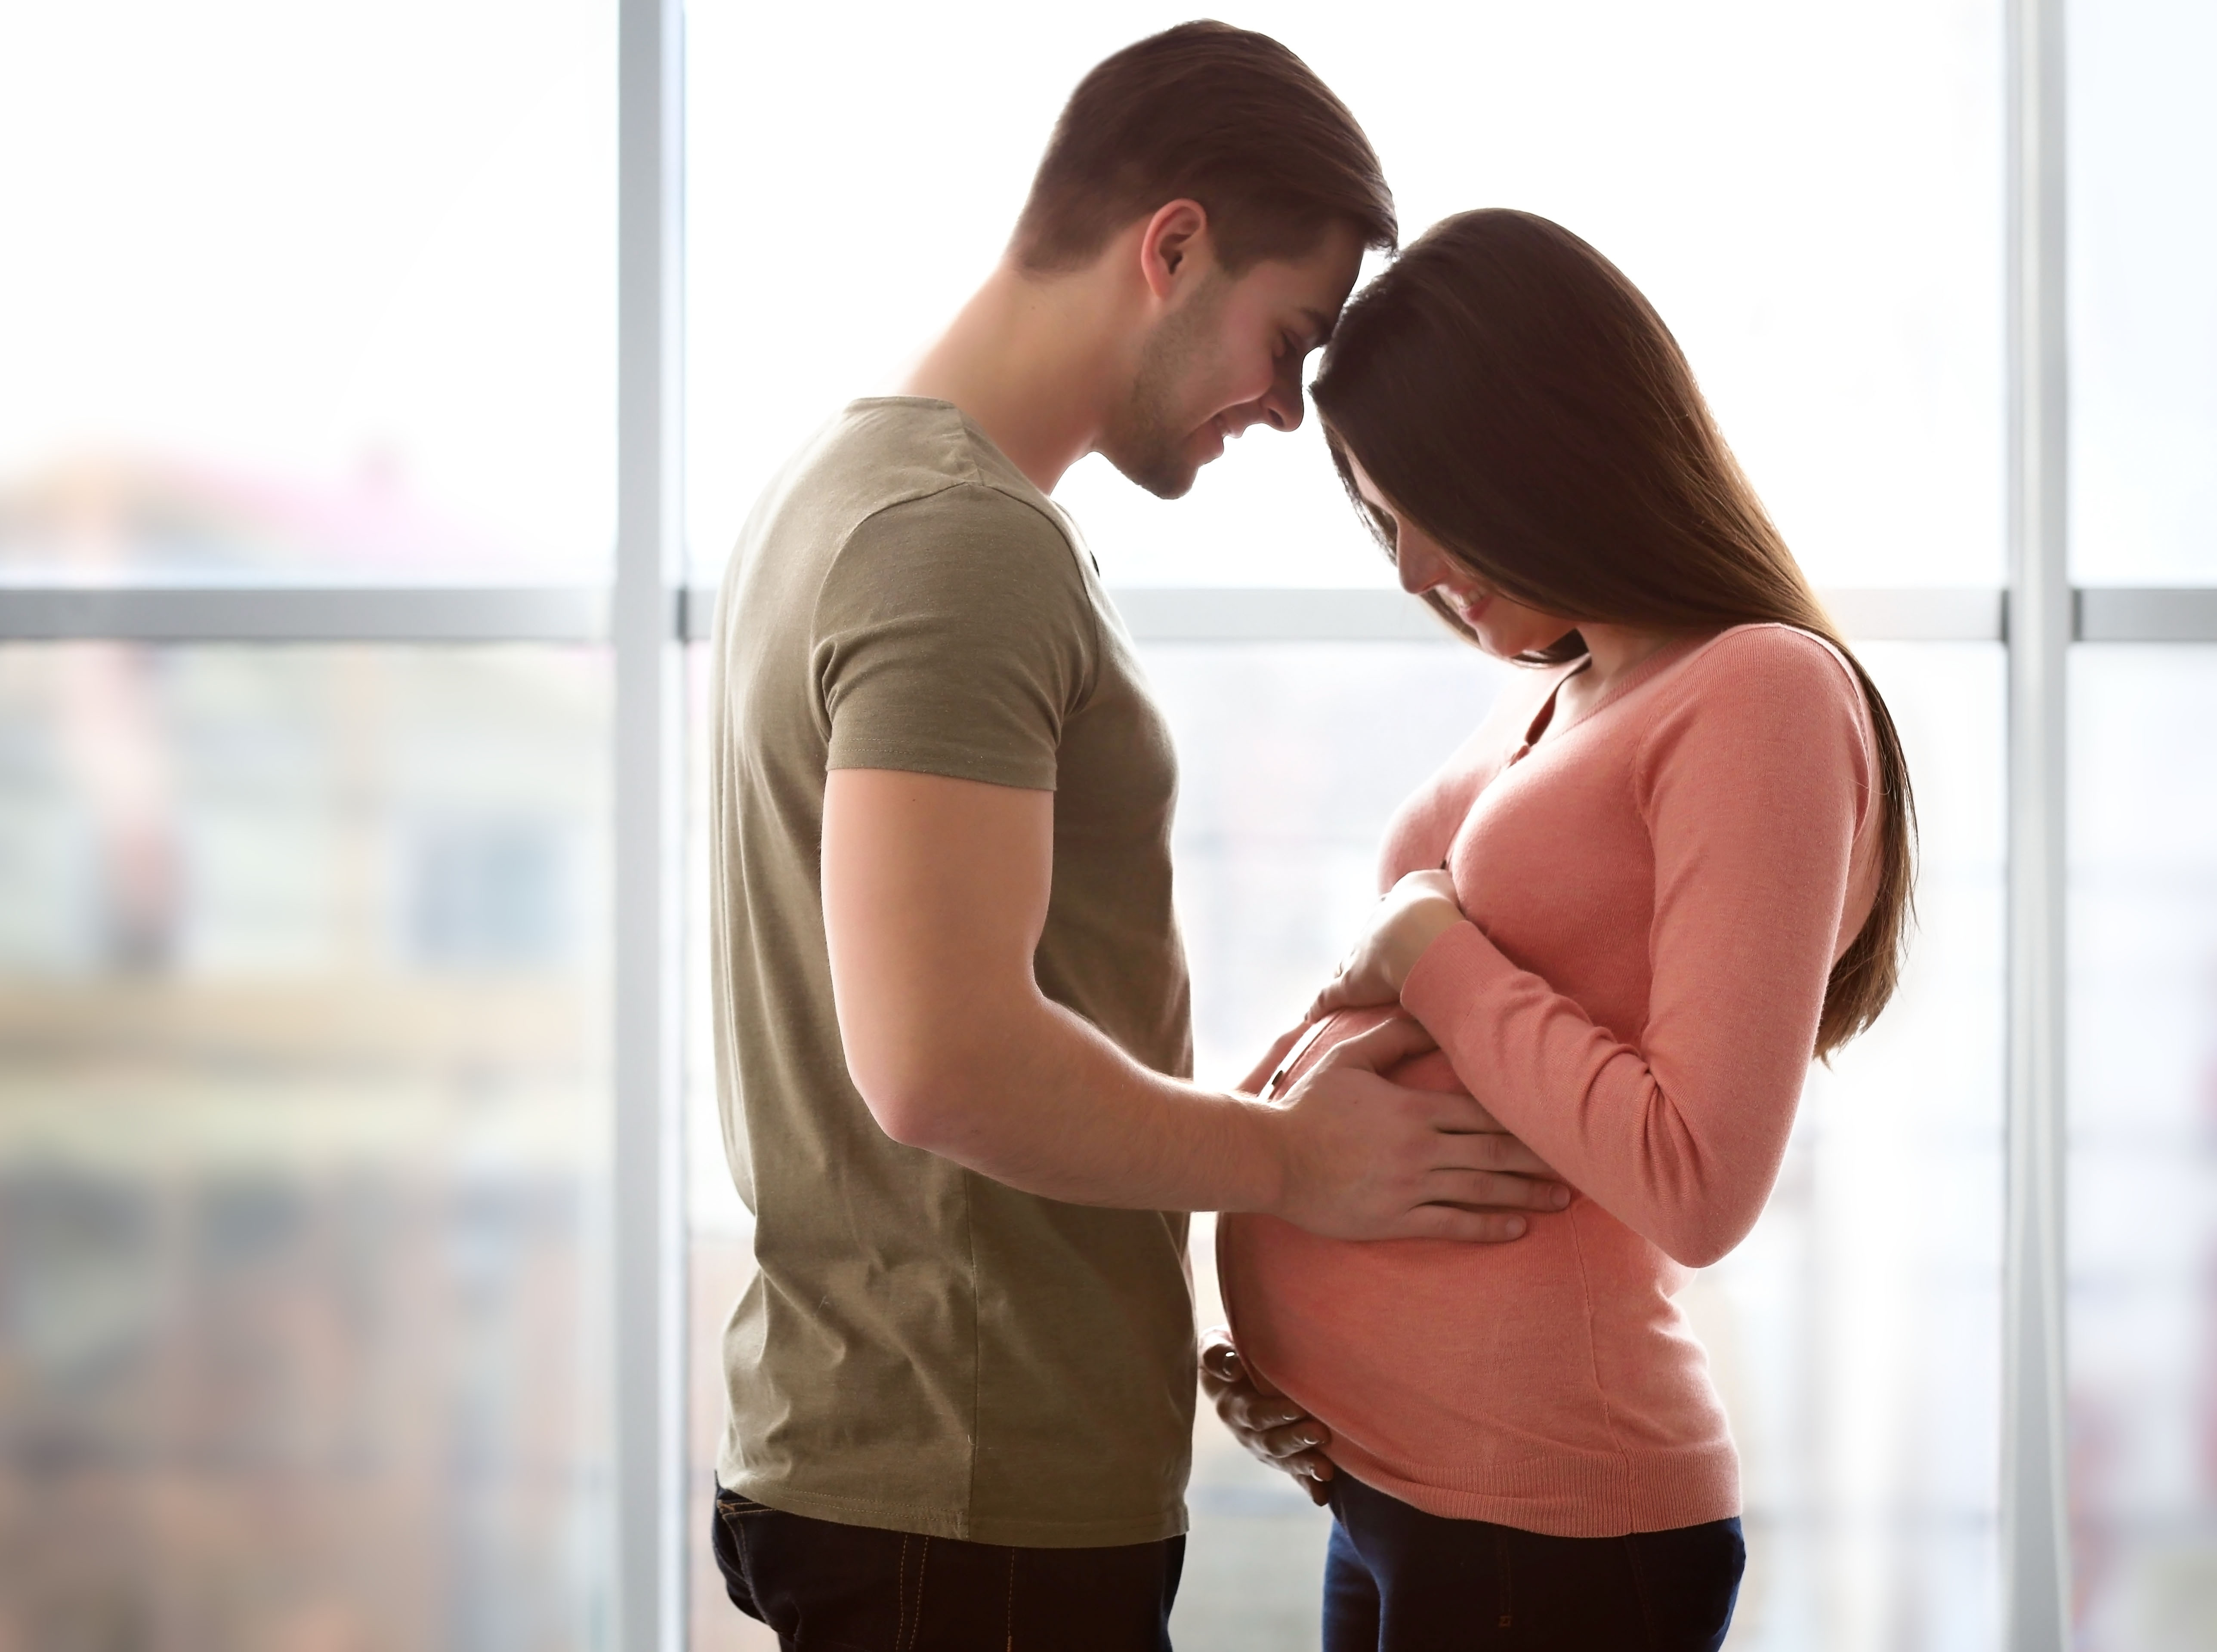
[822,768,1567,1237]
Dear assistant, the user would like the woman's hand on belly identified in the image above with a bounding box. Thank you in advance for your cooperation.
[1199,1327,1334,1505]
[1308,869,1466,1021]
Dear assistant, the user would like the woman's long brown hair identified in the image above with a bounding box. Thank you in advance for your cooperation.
[1312,209,1914,1058]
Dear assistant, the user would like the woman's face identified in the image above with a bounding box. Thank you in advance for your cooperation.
[1342,450,1577,661]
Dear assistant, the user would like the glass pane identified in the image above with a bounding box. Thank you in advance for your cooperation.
[0,3,614,581]
[687,0,2001,591]
[1152,643,1510,1650]
[2068,0,2217,586]
[0,644,611,1649]
[1701,642,2006,1652]
[2068,647,2217,1648]
[1143,640,2004,1652]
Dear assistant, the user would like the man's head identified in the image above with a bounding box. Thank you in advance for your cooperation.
[1015,22,1395,498]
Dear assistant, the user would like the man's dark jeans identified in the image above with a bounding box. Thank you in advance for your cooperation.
[1324,1472,1745,1651]
[711,1483,1184,1651]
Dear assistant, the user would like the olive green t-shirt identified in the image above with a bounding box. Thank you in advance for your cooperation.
[708,398,1196,1547]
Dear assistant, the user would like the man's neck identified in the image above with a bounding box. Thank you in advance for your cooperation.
[899,256,1136,495]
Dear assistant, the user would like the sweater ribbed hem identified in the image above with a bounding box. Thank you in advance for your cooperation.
[1329,1438,1740,1540]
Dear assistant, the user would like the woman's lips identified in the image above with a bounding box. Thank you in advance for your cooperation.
[1446,591,1491,628]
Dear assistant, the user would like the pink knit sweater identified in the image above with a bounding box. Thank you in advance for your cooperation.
[1219,624,1882,1538]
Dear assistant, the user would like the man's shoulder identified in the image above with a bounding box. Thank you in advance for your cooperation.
[802,402,1090,624]
[725,398,1085,639]
[804,398,1071,546]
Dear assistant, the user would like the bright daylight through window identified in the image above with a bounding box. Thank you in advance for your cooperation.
[0,2,2211,1650]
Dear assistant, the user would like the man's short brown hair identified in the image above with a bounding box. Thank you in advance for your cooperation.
[1012,21,1396,276]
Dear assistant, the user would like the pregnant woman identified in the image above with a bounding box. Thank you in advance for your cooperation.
[1210,210,1916,1649]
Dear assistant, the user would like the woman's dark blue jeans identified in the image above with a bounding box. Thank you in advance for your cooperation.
[1324,1473,1745,1651]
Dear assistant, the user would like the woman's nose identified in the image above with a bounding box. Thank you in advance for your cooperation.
[1397,538,1445,596]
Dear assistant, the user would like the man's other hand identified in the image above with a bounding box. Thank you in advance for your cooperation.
[1199,1328,1334,1506]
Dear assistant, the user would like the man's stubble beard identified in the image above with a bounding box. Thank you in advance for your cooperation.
[1098,274,1229,501]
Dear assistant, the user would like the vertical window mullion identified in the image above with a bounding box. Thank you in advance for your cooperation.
[2004,0,2074,1646]
[614,0,688,1647]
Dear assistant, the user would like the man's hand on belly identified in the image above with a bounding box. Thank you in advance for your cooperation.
[1265,1015,1569,1242]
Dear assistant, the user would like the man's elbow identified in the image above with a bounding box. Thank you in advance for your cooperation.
[844,1047,978,1155]
[834,974,1035,1155]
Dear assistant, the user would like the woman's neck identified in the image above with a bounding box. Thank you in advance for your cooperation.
[1557,622,1680,721]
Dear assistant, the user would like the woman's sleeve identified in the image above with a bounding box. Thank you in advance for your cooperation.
[1398,633,1874,1268]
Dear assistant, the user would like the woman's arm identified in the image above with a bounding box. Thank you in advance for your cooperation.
[1315,638,1876,1268]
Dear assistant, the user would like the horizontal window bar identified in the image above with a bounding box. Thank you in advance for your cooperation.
[1110,587,1444,643]
[2076,586,2217,643]
[687,585,2017,644]
[7,583,2215,646]
[0,585,612,642]
[1107,587,2015,644]
[1822,586,2007,642]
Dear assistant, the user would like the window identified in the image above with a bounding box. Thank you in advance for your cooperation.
[0,3,618,1646]
[0,644,613,1648]
[3,4,2208,1649]
[2065,3,2217,1643]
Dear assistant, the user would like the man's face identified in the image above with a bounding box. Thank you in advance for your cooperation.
[1100,219,1366,500]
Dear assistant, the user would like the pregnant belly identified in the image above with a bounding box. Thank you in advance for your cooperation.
[1220,1009,1723,1490]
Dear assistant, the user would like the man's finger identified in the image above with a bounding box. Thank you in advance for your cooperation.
[1386,1205,1536,1243]
[1225,1393,1309,1434]
[1421,1169,1572,1210]
[1313,1013,1436,1075]
[1250,1440,1335,1489]
[1418,1088,1509,1135]
[1418,1128,1562,1182]
[1252,1419,1333,1461]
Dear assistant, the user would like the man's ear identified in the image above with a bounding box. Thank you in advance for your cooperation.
[1136,199,1212,302]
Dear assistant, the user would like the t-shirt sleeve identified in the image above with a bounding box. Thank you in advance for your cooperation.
[813,483,1096,792]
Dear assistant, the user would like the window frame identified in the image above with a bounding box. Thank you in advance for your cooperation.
[0,0,2206,1646]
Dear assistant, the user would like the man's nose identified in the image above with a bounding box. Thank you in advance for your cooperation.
[1223,356,1308,439]
[1261,355,1306,433]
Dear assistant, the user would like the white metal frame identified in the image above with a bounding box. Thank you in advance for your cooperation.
[3,2,2213,1646]
[612,0,687,1647]
[12,582,2217,647]
[2003,0,2073,1645]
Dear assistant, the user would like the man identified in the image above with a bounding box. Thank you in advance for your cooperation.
[707,22,1561,1647]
